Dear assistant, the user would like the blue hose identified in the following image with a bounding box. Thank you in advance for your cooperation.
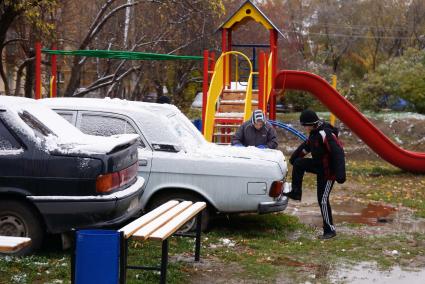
[268,120,307,141]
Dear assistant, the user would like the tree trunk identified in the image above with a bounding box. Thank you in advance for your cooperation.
[64,57,82,96]
[0,59,10,95]
[24,53,35,98]
[0,5,21,95]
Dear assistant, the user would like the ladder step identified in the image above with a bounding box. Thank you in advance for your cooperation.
[214,118,244,124]
[213,133,235,136]
[214,124,240,127]
[220,100,258,105]
[221,92,259,101]
[215,112,244,118]
[223,89,245,93]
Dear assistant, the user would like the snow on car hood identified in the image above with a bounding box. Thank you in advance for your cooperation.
[186,142,287,173]
[0,97,138,155]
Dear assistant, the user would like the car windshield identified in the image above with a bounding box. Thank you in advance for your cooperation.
[136,109,206,151]
[166,113,206,149]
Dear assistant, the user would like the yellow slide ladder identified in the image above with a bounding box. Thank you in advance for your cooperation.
[204,51,254,142]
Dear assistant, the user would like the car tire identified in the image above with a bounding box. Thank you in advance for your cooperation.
[0,200,44,255]
[148,192,210,233]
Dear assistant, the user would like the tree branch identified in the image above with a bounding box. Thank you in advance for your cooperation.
[73,65,140,97]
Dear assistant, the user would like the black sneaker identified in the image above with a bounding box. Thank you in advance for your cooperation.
[318,231,337,240]
[282,191,302,201]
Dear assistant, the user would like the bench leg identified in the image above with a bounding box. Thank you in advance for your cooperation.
[120,234,128,284]
[160,239,169,284]
[195,212,202,262]
[71,231,76,284]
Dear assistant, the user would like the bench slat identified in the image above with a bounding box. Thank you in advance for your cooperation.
[0,239,29,245]
[119,200,179,239]
[132,201,193,241]
[149,202,206,241]
[0,236,31,252]
[0,236,31,242]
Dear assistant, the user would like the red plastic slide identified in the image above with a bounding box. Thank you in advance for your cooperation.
[275,70,425,173]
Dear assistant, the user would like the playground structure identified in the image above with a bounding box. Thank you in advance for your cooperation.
[33,0,425,173]
[201,0,282,144]
[201,0,425,173]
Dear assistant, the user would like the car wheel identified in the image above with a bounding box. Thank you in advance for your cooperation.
[148,192,210,233]
[0,200,44,255]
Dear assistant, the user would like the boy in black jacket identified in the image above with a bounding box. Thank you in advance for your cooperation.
[285,110,346,239]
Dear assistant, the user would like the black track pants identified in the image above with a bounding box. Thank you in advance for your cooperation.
[292,158,336,233]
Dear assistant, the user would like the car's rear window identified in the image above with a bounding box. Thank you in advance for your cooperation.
[79,113,144,147]
[0,119,22,151]
[19,111,55,138]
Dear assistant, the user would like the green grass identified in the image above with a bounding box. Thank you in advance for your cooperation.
[0,253,70,284]
[1,159,424,283]
[1,214,424,283]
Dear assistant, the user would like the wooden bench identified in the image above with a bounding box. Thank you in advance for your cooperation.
[118,200,206,284]
[0,236,32,253]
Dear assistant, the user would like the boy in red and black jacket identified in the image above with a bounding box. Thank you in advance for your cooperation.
[285,110,346,239]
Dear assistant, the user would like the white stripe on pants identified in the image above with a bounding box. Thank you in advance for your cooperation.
[321,180,335,232]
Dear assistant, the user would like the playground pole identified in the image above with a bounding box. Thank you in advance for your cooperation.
[221,29,227,89]
[35,42,41,100]
[330,75,337,126]
[265,53,269,114]
[269,30,278,121]
[202,50,209,134]
[227,29,232,87]
[51,44,57,98]
[210,51,216,71]
[258,51,265,112]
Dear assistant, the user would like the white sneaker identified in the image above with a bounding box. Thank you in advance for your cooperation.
[283,182,292,194]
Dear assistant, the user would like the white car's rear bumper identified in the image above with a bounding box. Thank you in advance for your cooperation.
[258,196,288,214]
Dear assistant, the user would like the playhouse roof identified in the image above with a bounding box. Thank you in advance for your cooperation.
[218,0,284,37]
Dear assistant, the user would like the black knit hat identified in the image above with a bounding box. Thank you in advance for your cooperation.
[300,109,319,126]
[157,95,171,104]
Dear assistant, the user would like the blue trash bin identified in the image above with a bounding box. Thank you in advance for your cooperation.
[192,119,202,132]
[74,230,120,284]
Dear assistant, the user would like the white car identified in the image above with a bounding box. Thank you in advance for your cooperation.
[41,98,288,230]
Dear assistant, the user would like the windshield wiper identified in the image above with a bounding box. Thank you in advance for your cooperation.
[151,143,181,153]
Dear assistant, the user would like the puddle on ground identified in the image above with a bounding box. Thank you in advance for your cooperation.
[331,262,425,284]
[286,191,425,233]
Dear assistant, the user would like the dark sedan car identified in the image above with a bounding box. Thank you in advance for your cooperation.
[0,97,144,254]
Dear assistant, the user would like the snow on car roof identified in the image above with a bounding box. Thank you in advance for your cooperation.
[0,96,138,154]
[41,97,178,117]
[41,97,201,148]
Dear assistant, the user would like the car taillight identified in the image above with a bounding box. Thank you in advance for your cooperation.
[96,162,138,193]
[269,181,283,198]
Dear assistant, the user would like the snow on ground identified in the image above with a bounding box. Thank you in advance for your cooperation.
[315,111,425,122]
[369,112,425,121]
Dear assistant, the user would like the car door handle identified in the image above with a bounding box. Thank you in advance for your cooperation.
[139,159,148,166]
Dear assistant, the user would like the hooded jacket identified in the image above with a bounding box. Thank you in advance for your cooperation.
[231,120,278,149]
[290,121,346,183]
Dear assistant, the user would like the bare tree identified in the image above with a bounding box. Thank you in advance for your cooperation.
[0,0,56,96]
